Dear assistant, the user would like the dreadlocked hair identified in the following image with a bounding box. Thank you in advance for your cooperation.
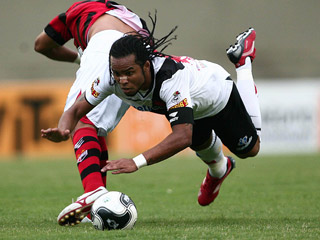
[109,10,178,84]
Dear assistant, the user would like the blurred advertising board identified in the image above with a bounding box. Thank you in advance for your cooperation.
[0,79,319,158]
[0,80,172,158]
[258,79,320,154]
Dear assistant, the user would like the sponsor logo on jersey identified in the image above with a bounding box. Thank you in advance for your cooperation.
[169,98,188,109]
[171,90,182,104]
[173,91,180,99]
[91,78,100,98]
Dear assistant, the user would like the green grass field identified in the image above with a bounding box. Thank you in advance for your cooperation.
[0,153,319,240]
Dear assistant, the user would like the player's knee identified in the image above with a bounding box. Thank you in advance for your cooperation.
[236,139,260,159]
[190,136,212,151]
[193,135,222,161]
[71,121,97,138]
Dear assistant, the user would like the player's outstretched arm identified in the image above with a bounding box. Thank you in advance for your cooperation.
[34,31,79,63]
[102,123,193,174]
[41,93,94,142]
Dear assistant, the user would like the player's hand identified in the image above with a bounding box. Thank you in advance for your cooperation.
[102,159,138,174]
[41,128,71,142]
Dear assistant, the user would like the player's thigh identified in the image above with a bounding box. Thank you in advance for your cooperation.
[86,95,129,136]
[211,83,258,156]
[190,118,213,150]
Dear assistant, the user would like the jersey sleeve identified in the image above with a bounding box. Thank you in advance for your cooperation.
[85,74,113,107]
[160,70,194,126]
[44,13,72,46]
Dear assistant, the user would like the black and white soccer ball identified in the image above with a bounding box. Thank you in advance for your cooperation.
[91,191,137,230]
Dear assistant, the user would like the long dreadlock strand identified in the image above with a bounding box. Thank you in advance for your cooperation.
[145,10,178,55]
[109,10,179,84]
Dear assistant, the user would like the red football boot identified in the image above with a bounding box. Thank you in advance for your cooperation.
[198,156,235,206]
[226,28,256,68]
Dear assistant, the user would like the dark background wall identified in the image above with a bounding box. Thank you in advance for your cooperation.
[0,0,319,81]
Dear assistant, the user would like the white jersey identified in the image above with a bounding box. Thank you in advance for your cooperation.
[65,30,129,136]
[85,55,233,124]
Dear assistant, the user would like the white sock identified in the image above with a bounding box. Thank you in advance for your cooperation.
[236,57,261,137]
[197,134,227,179]
[208,156,227,179]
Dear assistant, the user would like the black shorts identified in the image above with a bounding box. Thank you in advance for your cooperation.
[191,82,258,155]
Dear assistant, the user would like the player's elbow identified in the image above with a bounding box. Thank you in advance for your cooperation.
[179,137,192,150]
[34,37,46,54]
[173,137,192,154]
[180,131,193,149]
[173,123,193,149]
[185,135,193,147]
[34,34,53,55]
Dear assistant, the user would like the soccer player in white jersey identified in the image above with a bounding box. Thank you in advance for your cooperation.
[42,24,261,211]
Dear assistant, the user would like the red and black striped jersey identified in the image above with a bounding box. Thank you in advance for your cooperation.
[44,1,142,51]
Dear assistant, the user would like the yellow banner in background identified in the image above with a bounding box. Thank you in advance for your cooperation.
[0,81,72,157]
[0,81,176,158]
[107,107,172,155]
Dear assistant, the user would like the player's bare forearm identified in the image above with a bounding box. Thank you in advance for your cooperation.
[47,46,78,62]
[41,93,94,142]
[143,123,193,165]
[102,123,193,174]
[59,94,94,131]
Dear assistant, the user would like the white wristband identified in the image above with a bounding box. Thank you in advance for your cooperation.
[132,154,147,169]
[73,53,81,65]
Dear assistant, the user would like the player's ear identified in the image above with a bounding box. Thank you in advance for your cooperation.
[143,60,150,72]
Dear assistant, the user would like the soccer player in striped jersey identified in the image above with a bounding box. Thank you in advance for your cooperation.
[35,0,150,226]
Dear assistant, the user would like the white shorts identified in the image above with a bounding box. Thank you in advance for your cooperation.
[64,30,129,136]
